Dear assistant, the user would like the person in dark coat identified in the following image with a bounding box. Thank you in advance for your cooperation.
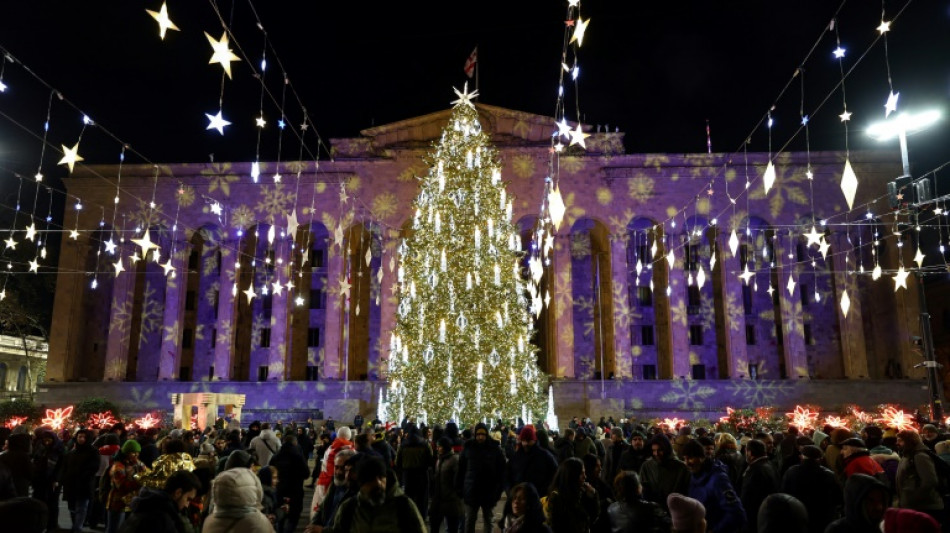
[496,482,552,533]
[395,422,433,520]
[781,445,842,533]
[136,428,160,469]
[602,427,629,485]
[268,434,310,533]
[681,438,746,533]
[825,473,890,533]
[430,437,464,533]
[0,432,32,497]
[457,422,506,533]
[619,432,651,479]
[554,429,576,465]
[31,428,65,531]
[61,428,101,532]
[607,470,671,533]
[243,420,262,449]
[505,425,558,497]
[581,453,615,532]
[638,433,689,512]
[541,457,600,533]
[117,470,201,533]
[740,439,779,533]
[756,493,808,533]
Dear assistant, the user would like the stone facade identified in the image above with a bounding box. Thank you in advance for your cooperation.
[42,104,936,419]
[0,334,47,398]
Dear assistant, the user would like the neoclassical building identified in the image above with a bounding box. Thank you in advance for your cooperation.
[42,105,935,421]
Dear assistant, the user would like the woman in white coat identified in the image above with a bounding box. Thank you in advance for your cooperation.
[203,467,275,533]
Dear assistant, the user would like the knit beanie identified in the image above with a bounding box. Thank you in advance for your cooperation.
[199,442,215,456]
[519,424,537,442]
[883,508,939,533]
[337,426,352,441]
[757,493,808,533]
[667,493,705,532]
[121,439,141,454]
[681,439,705,459]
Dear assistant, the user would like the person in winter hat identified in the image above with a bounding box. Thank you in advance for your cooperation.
[667,493,706,533]
[825,473,890,533]
[882,507,940,533]
[202,467,274,533]
[756,493,808,533]
[681,438,745,533]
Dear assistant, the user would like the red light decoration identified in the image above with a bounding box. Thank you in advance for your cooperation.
[849,406,873,424]
[4,416,27,429]
[87,411,118,429]
[41,406,74,430]
[719,407,736,425]
[786,405,819,429]
[190,413,198,430]
[660,417,684,430]
[876,407,915,432]
[824,416,846,429]
[134,413,161,430]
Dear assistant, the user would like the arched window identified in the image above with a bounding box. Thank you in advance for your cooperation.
[16,365,28,392]
[0,362,7,391]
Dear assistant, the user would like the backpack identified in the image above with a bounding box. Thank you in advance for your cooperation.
[910,449,950,496]
[335,493,417,532]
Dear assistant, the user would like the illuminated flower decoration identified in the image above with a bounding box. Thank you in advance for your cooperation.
[661,417,684,430]
[850,406,874,425]
[719,407,736,425]
[825,416,847,429]
[87,411,118,429]
[4,416,27,429]
[786,405,819,430]
[134,413,161,430]
[876,407,915,432]
[41,406,74,430]
[755,407,774,420]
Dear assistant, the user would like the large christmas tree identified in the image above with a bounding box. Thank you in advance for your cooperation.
[386,85,548,425]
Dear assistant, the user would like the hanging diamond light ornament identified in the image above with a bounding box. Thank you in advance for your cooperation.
[548,184,566,231]
[840,289,851,318]
[872,264,882,280]
[696,265,706,289]
[840,158,858,210]
[762,161,776,195]
[786,275,796,296]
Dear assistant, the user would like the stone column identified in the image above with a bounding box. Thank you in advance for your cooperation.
[212,240,239,380]
[608,235,633,378]
[715,232,749,378]
[268,240,291,379]
[664,234,691,379]
[774,238,809,379]
[552,233,575,378]
[104,252,136,381]
[890,238,925,379]
[377,233,400,380]
[322,240,345,379]
[48,232,92,381]
[830,233,869,378]
[158,243,190,380]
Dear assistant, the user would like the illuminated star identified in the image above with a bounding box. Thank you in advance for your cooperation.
[0,80,6,92]
[286,210,299,241]
[130,251,141,264]
[113,258,125,275]
[132,229,159,256]
[804,225,823,247]
[766,284,775,297]
[295,295,305,306]
[738,265,755,284]
[334,224,344,247]
[243,284,256,302]
[205,110,231,135]
[57,142,84,173]
[278,119,286,130]
[255,116,266,128]
[285,279,294,290]
[877,20,891,34]
[24,223,37,242]
[570,17,590,46]
[161,260,176,276]
[272,173,282,183]
[568,123,590,149]
[818,238,831,260]
[104,238,117,254]
[914,248,926,267]
[833,46,845,58]
[210,202,223,216]
[205,31,241,78]
[3,236,15,250]
[146,2,179,40]
[339,186,349,204]
[839,109,852,122]
[271,280,283,296]
[69,229,79,240]
[451,82,479,108]
[801,115,809,126]
[300,122,309,131]
[567,0,580,6]
[555,118,572,139]
[893,265,909,291]
[0,290,5,300]
[28,258,39,273]
[339,278,352,298]
[884,91,899,118]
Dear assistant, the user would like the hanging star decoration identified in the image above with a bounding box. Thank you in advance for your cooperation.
[884,91,899,118]
[295,295,305,306]
[339,277,352,299]
[570,17,590,46]
[255,116,266,128]
[57,142,84,173]
[569,124,590,149]
[3,236,15,250]
[69,229,79,240]
[839,109,852,122]
[161,259,175,276]
[210,201,223,215]
[818,238,831,260]
[28,258,39,273]
[24,223,37,242]
[146,2,179,40]
[132,229,159,256]
[0,80,6,93]
[113,258,125,275]
[286,210,299,241]
[272,280,283,296]
[205,110,231,135]
[243,284,256,302]
[914,248,926,267]
[786,275,796,296]
[804,226,823,247]
[205,31,241,78]
[333,224,345,248]
[833,46,846,59]
[738,265,755,284]
[104,238,117,254]
[893,265,909,291]
[766,284,775,297]
[451,82,479,108]
[877,20,891,34]
[555,118,573,139]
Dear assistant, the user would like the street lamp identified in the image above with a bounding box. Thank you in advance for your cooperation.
[867,108,944,422]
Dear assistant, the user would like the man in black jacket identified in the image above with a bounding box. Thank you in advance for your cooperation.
[118,470,201,533]
[457,422,506,533]
[61,429,101,532]
[781,445,843,533]
[269,435,311,533]
[505,425,557,497]
[602,427,629,485]
[31,429,65,531]
[739,439,779,533]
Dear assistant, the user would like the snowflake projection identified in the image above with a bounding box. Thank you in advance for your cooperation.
[627,176,655,202]
[723,292,743,332]
[512,117,531,138]
[661,379,716,410]
[574,295,596,338]
[562,191,586,227]
[308,347,324,366]
[251,314,265,348]
[163,320,180,344]
[268,358,285,379]
[285,161,308,175]
[204,280,221,306]
[553,270,572,320]
[570,233,591,259]
[511,154,536,179]
[345,175,361,193]
[177,185,196,207]
[110,300,134,337]
[748,160,809,219]
[695,196,711,215]
[596,187,613,206]
[397,164,425,182]
[137,282,164,350]
[612,283,635,330]
[725,379,797,405]
[105,358,127,380]
[202,163,240,197]
[231,205,255,229]
[559,156,586,175]
[607,210,636,238]
[216,322,232,350]
[671,300,688,328]
[203,252,220,277]
[644,154,671,171]
[371,192,398,220]
[255,185,293,224]
[128,200,165,229]
[194,324,205,342]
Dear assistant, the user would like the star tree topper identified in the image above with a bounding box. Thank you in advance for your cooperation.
[451,82,479,109]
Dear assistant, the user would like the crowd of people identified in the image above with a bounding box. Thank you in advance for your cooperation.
[0,412,948,532]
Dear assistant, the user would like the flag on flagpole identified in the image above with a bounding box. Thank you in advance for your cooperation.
[464,47,478,78]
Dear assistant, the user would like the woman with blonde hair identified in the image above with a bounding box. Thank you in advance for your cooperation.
[714,433,745,488]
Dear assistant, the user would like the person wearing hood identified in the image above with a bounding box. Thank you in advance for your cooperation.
[497,482,552,533]
[781,445,841,533]
[326,456,427,532]
[250,422,282,467]
[31,428,65,531]
[607,470,671,533]
[269,435,310,533]
[0,432,32,497]
[681,438,745,533]
[881,507,940,533]
[895,429,944,524]
[258,465,288,528]
[619,431,651,475]
[314,425,353,513]
[394,422,433,520]
[117,470,201,533]
[506,425,558,498]
[203,467,275,533]
[244,420,263,448]
[574,427,596,459]
[755,493,808,533]
[444,421,464,454]
[457,421,506,533]
[825,473,890,533]
[61,428,101,532]
[639,433,690,513]
[840,438,884,479]
[430,436,464,533]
